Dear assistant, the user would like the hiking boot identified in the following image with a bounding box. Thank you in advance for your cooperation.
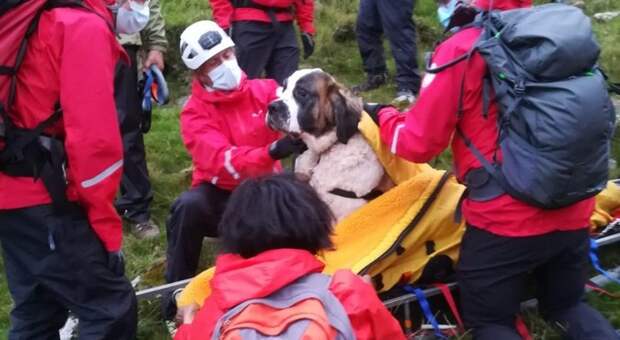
[393,89,416,105]
[352,72,388,93]
[131,220,160,239]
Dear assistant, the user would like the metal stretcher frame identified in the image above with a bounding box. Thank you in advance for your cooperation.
[135,232,620,302]
[381,233,620,338]
[381,232,620,310]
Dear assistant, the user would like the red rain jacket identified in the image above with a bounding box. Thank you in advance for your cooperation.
[174,248,405,340]
[377,0,594,237]
[0,1,127,251]
[181,76,282,191]
[209,0,315,35]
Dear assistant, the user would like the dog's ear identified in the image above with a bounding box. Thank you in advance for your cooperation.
[330,87,362,144]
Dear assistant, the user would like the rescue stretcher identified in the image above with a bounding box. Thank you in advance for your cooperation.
[133,231,620,338]
[135,114,620,336]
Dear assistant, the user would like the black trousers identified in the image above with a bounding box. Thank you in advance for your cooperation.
[232,21,299,84]
[0,205,137,340]
[114,45,153,223]
[165,184,231,283]
[458,226,618,340]
[356,0,421,93]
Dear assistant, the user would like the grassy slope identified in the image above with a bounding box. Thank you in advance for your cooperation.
[0,0,619,338]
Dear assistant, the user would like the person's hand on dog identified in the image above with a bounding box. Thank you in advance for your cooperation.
[301,32,315,59]
[363,102,392,125]
[269,135,308,160]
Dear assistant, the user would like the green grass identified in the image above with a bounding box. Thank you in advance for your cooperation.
[1,0,619,339]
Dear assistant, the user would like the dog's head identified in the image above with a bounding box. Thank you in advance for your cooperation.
[267,69,362,144]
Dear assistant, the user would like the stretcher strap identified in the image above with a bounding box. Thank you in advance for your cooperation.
[589,238,620,286]
[434,283,464,330]
[403,285,447,339]
[515,315,532,340]
[586,282,620,299]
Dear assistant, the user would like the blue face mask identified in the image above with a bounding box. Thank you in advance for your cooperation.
[437,0,458,28]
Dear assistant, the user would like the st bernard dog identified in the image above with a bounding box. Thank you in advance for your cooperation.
[267,69,393,220]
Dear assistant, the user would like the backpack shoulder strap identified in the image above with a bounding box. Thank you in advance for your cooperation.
[425,52,471,75]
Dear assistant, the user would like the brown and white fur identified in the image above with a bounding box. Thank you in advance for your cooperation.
[267,69,393,221]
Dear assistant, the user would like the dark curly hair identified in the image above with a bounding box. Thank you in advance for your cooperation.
[218,173,335,258]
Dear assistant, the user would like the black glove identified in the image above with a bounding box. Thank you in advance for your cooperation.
[301,32,315,59]
[363,102,392,125]
[107,251,125,277]
[269,135,307,160]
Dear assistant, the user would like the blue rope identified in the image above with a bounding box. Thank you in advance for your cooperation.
[403,285,447,339]
[141,70,155,113]
[589,238,620,286]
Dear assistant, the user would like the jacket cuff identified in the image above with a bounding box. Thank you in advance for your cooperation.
[93,222,123,252]
[299,23,315,35]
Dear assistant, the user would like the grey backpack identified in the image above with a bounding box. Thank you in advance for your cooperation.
[211,273,355,340]
[433,4,616,209]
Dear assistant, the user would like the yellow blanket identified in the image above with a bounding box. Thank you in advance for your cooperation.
[591,180,620,230]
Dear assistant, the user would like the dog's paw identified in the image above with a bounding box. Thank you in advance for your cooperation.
[294,150,319,177]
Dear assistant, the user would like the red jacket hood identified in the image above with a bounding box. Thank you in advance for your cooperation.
[210,249,325,309]
[191,73,251,104]
[473,0,532,11]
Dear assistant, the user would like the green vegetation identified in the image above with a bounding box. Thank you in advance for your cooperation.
[0,0,619,338]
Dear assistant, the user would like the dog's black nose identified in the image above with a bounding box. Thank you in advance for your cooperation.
[267,100,289,131]
[268,101,283,114]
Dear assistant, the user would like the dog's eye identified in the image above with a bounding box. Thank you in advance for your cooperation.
[294,88,310,99]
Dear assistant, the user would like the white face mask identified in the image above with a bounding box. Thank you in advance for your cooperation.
[207,58,242,91]
[115,0,150,34]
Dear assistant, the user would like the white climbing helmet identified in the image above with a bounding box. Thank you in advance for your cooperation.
[179,20,235,70]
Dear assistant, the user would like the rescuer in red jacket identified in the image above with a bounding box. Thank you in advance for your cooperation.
[209,0,316,84]
[164,21,306,291]
[173,174,405,340]
[367,0,617,338]
[0,0,138,338]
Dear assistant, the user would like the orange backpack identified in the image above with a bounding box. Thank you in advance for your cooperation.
[211,273,355,340]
